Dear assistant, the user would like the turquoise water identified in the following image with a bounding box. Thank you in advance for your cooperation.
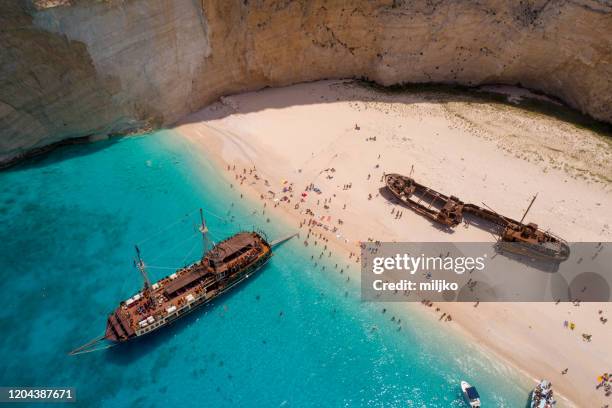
[0,131,532,407]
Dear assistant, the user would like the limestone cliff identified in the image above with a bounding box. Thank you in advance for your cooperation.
[1,0,611,165]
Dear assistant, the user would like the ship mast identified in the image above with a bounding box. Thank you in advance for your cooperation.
[519,193,538,225]
[199,208,213,256]
[134,245,151,290]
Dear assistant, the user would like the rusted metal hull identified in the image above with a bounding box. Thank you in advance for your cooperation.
[384,173,464,227]
[384,173,570,261]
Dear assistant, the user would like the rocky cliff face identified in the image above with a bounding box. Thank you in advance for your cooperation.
[1,0,611,164]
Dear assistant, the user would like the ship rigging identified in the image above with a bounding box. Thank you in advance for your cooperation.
[69,209,295,356]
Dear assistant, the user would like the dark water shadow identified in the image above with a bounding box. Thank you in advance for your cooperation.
[3,136,123,173]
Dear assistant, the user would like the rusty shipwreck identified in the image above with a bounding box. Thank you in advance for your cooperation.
[384,173,570,261]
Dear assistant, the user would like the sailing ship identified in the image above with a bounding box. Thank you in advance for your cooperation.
[384,173,570,261]
[70,210,295,354]
[530,379,556,407]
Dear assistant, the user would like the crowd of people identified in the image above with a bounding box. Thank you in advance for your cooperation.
[221,156,609,405]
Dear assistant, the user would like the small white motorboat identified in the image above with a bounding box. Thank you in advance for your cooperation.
[461,380,481,407]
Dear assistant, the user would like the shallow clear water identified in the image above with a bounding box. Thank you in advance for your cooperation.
[0,131,532,407]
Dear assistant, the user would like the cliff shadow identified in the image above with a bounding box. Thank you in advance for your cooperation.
[2,136,123,172]
[178,79,612,139]
[5,79,611,172]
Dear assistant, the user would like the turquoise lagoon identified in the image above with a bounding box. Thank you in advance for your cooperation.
[0,131,532,407]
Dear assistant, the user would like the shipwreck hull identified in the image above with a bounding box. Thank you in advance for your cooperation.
[383,173,570,262]
[384,174,464,227]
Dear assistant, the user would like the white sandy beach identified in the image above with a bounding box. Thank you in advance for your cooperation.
[175,80,612,406]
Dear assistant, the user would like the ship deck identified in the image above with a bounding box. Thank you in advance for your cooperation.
[106,232,270,341]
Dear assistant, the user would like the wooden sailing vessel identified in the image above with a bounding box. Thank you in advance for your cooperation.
[70,210,295,355]
[384,173,570,261]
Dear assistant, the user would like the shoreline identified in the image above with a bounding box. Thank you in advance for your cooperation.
[177,127,566,405]
[177,126,542,403]
[174,80,612,406]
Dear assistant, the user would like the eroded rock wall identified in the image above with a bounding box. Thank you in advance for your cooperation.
[1,0,611,164]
